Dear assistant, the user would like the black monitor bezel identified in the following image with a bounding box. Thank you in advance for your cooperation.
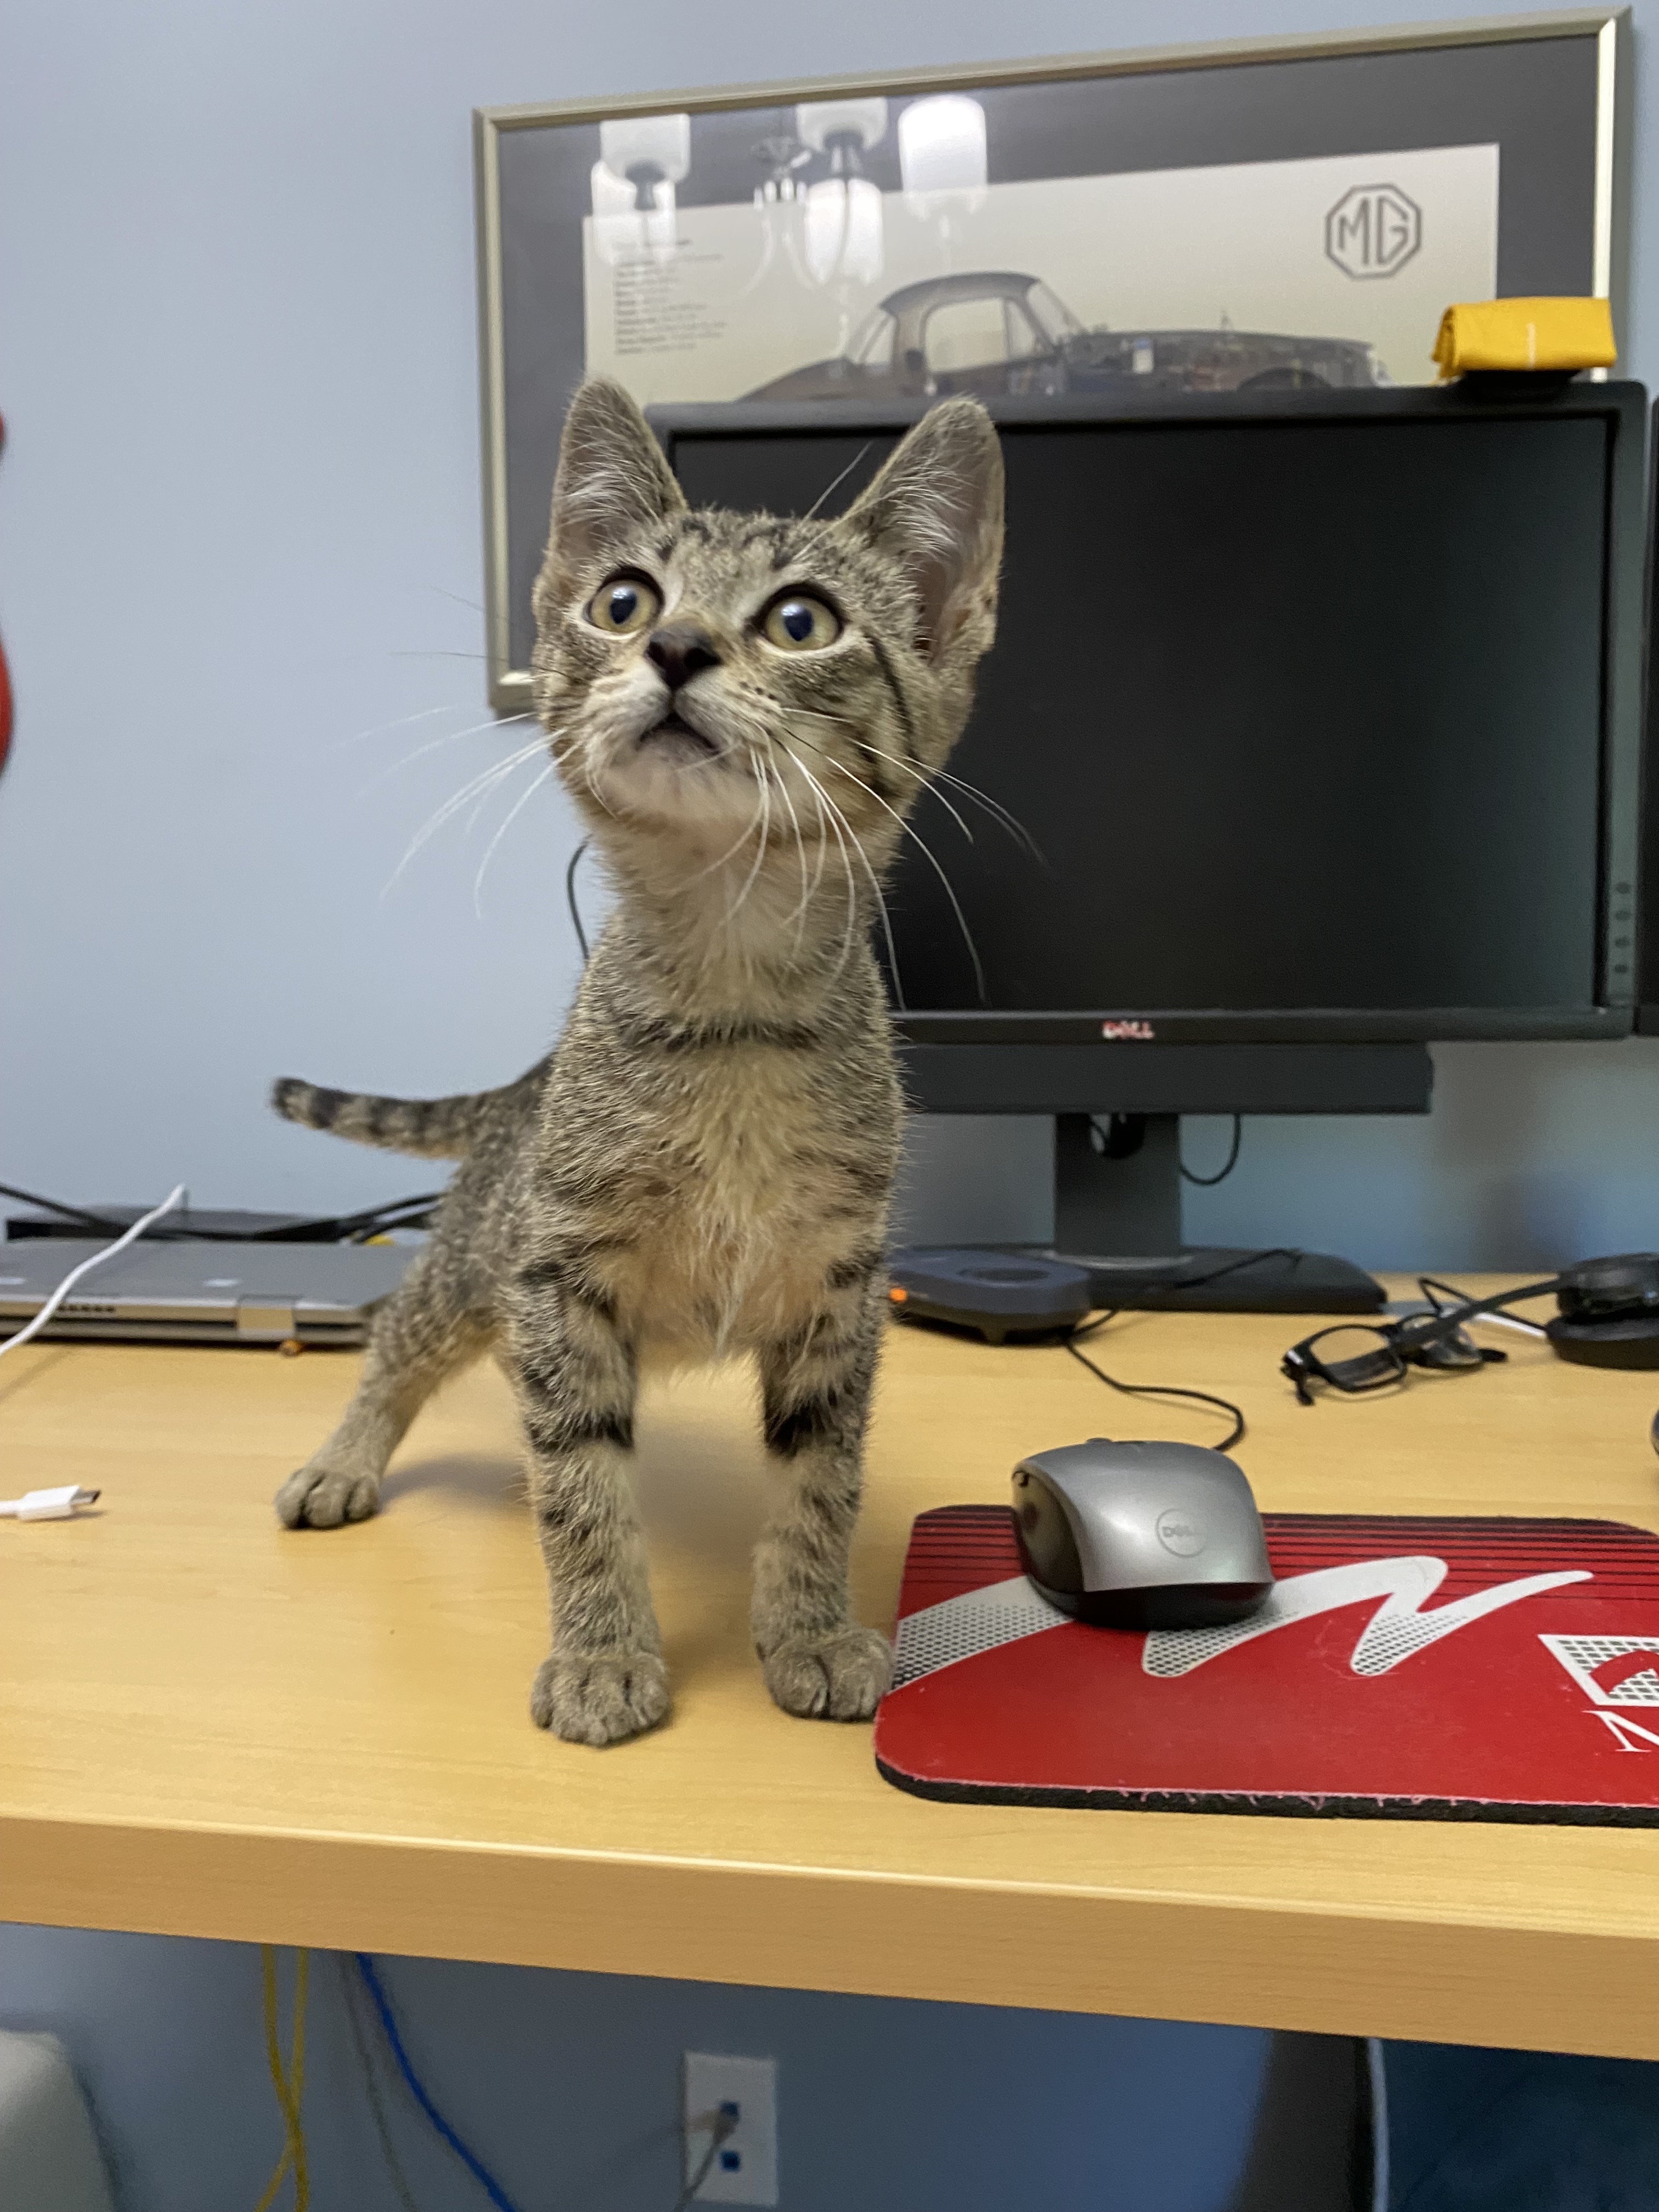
[650,380,1647,1045]
[1635,398,1659,1037]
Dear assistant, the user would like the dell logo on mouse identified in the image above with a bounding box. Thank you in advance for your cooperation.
[1156,1509,1207,1558]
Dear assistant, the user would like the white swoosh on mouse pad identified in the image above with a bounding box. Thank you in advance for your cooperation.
[891,1577,1070,1690]
[889,1558,1590,1691]
[1144,1556,1589,1678]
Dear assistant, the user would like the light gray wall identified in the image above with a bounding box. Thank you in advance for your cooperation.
[2,3,1656,2207]
[1,0,1656,1267]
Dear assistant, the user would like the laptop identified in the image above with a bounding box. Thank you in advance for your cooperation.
[0,1239,416,1347]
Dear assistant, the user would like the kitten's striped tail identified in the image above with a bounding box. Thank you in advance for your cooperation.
[270,1061,545,1160]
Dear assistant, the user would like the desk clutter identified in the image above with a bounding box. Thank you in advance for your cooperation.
[876,1506,1659,1825]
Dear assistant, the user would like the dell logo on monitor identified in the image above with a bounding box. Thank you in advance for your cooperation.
[1101,1019,1156,1041]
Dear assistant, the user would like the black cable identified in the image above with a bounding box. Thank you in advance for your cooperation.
[329,1194,445,1242]
[0,1179,444,1245]
[1179,1114,1243,1187]
[1056,1249,1297,1446]
[566,837,591,962]
[1419,1273,1548,1336]
[1064,1323,1247,1453]
[1066,1246,1304,1323]
[0,1182,122,1234]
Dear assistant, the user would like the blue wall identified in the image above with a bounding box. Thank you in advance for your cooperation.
[3,1,1657,2205]
[0,1928,1268,2211]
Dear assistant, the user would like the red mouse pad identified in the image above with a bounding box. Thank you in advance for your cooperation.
[873,1508,1659,1822]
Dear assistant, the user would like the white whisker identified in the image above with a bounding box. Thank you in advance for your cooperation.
[473,761,558,916]
[802,441,874,522]
[463,754,526,837]
[684,757,768,883]
[786,702,1041,857]
[357,712,535,798]
[787,710,975,848]
[783,751,860,981]
[725,757,774,928]
[770,756,824,941]
[781,744,905,1006]
[343,700,479,751]
[381,737,548,896]
[842,769,984,1004]
[797,735,985,1004]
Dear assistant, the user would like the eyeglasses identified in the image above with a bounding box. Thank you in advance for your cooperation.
[1281,1319,1489,1402]
[1280,1275,1543,1405]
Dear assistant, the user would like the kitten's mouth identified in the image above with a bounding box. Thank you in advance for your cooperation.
[638,711,720,761]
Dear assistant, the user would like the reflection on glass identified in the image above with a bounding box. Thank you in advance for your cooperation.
[794,98,889,164]
[795,99,887,292]
[898,95,988,214]
[592,114,691,267]
[804,176,884,287]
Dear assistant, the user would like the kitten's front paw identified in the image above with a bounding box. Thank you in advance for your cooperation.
[531,1649,670,1746]
[275,1462,381,1529]
[761,1626,892,1722]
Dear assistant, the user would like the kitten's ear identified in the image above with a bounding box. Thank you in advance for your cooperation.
[539,378,686,601]
[843,398,1004,659]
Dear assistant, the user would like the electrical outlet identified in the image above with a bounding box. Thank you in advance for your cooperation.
[682,2051,777,2206]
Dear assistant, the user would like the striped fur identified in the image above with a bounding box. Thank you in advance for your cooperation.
[273,379,1003,1745]
[270,1066,548,1160]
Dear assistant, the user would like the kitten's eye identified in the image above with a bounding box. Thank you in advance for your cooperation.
[763,594,842,652]
[586,574,661,634]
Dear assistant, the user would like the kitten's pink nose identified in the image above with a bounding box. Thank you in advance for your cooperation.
[645,624,721,692]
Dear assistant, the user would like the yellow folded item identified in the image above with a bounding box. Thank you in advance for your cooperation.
[1433,297,1616,379]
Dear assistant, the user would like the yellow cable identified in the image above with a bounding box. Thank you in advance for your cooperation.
[253,1946,311,2212]
[253,1950,291,2212]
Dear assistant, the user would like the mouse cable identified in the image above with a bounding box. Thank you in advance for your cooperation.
[1064,1317,1247,1453]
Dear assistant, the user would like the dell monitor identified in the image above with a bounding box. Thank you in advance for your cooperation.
[651,381,1646,1311]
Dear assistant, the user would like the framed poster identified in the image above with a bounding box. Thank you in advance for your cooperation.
[475,9,1629,707]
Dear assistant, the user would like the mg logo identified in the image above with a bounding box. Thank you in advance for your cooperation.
[1325,183,1421,279]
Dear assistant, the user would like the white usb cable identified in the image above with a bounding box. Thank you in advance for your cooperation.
[0,1182,185,1364]
[1,1183,187,1520]
[0,1484,102,1519]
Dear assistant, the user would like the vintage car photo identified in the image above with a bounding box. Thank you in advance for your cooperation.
[743,269,1387,402]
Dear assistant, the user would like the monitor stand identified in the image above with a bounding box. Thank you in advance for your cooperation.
[1015,1113,1384,1314]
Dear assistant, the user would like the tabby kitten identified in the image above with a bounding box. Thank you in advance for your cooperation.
[272,378,1003,1745]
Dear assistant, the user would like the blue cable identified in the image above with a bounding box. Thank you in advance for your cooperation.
[354,1953,526,2212]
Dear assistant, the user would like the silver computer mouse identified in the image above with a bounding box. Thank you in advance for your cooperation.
[1012,1437,1273,1629]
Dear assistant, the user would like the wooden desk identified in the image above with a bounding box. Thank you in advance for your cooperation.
[4,1288,1658,2057]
